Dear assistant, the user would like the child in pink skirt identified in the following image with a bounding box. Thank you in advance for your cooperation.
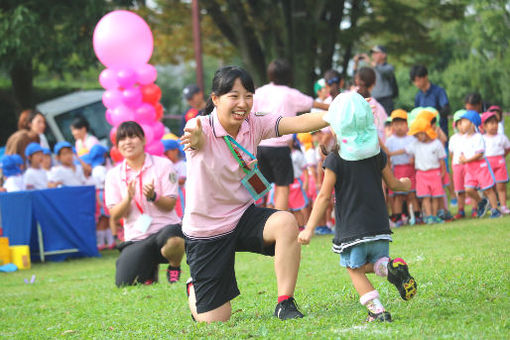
[406,117,446,224]
[385,109,421,226]
[449,110,469,219]
[481,111,510,214]
[457,110,501,218]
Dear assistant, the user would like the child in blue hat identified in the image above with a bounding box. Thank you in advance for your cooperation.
[1,155,25,192]
[298,92,417,322]
[48,141,86,187]
[162,139,186,218]
[24,142,48,190]
[457,110,501,218]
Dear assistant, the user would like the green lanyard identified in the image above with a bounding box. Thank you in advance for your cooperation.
[223,136,255,174]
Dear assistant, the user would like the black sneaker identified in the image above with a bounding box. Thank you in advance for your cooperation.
[387,258,417,301]
[366,311,392,322]
[477,198,489,218]
[166,265,181,284]
[274,297,304,320]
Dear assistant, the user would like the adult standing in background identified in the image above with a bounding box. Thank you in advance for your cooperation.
[179,84,206,136]
[253,59,329,211]
[354,45,398,114]
[410,64,451,137]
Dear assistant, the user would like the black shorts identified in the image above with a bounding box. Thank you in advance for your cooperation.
[185,205,278,313]
[115,224,183,286]
[257,146,294,186]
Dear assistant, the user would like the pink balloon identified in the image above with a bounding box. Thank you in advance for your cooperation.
[93,10,153,68]
[145,140,164,155]
[99,68,118,90]
[152,121,165,141]
[122,87,142,108]
[136,64,157,85]
[117,68,137,88]
[102,89,123,109]
[111,105,135,126]
[105,109,114,125]
[135,103,156,124]
[140,123,154,144]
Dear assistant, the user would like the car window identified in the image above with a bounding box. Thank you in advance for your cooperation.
[54,101,112,144]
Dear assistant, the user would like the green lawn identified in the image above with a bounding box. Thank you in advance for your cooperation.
[1,217,509,339]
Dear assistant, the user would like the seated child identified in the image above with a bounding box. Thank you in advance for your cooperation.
[24,142,48,190]
[48,141,86,187]
[385,109,421,225]
[406,117,447,224]
[41,147,52,174]
[1,155,25,192]
[299,92,417,323]
[457,110,501,218]
[481,111,510,214]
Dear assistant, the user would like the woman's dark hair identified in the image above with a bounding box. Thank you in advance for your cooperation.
[354,67,376,98]
[410,65,428,81]
[18,109,44,130]
[464,92,482,105]
[324,69,343,86]
[204,66,255,115]
[267,59,292,86]
[115,121,145,146]
[71,116,90,131]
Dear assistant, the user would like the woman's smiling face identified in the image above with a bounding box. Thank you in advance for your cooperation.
[212,78,253,135]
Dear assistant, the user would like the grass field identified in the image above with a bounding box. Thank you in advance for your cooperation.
[1,216,509,339]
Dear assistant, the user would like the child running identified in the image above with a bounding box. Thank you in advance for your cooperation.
[180,66,330,322]
[457,110,501,218]
[298,92,417,323]
[481,111,510,214]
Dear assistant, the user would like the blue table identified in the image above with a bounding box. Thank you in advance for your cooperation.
[0,186,99,262]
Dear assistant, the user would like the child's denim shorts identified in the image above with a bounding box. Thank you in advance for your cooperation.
[340,240,390,268]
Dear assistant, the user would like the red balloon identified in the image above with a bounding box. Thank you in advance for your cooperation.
[155,102,164,120]
[110,146,124,163]
[109,127,117,145]
[141,84,161,104]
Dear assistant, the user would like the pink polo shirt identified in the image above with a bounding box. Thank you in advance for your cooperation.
[105,154,180,241]
[183,109,282,239]
[253,83,314,147]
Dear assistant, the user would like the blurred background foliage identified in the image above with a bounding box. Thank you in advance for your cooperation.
[0,0,508,143]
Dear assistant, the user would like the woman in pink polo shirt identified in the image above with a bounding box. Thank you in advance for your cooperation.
[105,121,185,286]
[180,66,329,322]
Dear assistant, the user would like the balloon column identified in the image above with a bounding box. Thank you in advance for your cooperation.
[93,10,165,162]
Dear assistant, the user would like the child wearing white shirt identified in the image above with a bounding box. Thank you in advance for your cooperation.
[48,141,86,187]
[24,142,48,190]
[1,155,25,192]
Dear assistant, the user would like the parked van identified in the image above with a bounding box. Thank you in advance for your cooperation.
[36,90,110,149]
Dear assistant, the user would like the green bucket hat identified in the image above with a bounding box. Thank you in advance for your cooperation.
[323,92,379,161]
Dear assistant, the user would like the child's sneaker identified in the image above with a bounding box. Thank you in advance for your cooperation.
[471,208,478,218]
[454,210,465,220]
[490,208,502,218]
[166,265,181,284]
[450,198,458,207]
[477,198,489,218]
[438,210,453,221]
[366,310,392,323]
[185,278,197,322]
[387,258,417,301]
[274,297,304,320]
[394,219,405,227]
[432,215,445,224]
[500,206,510,214]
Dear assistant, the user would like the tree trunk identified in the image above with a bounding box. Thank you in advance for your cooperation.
[10,59,35,111]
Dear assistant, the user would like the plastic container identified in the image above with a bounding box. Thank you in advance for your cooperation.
[0,237,10,265]
[9,245,31,270]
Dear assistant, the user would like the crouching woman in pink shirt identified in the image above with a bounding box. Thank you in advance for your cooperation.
[180,66,329,322]
[105,121,185,286]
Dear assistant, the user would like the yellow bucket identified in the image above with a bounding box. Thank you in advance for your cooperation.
[0,237,10,265]
[9,245,31,270]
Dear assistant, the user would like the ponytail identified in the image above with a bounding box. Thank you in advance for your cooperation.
[204,97,215,115]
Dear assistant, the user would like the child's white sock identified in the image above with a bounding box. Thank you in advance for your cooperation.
[374,257,390,277]
[96,230,105,246]
[360,290,385,314]
[105,229,115,245]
